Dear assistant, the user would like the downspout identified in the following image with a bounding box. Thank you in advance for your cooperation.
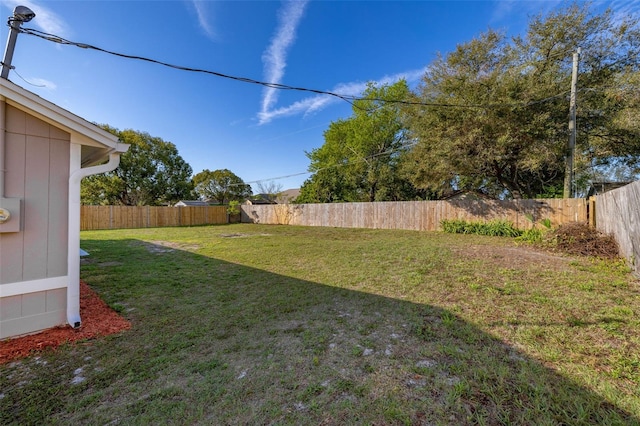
[67,150,121,328]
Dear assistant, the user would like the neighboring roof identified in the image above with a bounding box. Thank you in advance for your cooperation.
[249,194,277,205]
[247,189,301,205]
[587,181,632,197]
[174,200,211,207]
[280,188,301,201]
[0,78,128,167]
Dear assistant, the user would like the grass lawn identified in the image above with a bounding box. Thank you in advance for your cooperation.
[1,224,639,425]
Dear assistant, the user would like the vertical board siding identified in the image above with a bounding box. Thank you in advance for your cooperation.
[0,105,70,285]
[23,135,50,281]
[0,132,26,284]
[241,198,587,231]
[80,206,228,230]
[596,181,640,276]
[47,137,70,277]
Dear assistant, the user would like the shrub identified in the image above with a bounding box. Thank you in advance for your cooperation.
[441,219,522,238]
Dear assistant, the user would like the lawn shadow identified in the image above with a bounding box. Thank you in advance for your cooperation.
[2,237,637,425]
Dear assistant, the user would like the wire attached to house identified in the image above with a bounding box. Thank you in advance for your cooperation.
[17,26,572,111]
[10,67,47,87]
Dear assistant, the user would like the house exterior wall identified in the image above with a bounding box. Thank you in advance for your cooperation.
[0,104,70,338]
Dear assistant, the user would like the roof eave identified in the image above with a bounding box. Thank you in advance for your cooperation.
[0,78,125,152]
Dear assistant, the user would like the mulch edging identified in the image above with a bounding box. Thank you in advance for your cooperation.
[0,281,131,364]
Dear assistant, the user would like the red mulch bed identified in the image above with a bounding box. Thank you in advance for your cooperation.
[0,281,131,364]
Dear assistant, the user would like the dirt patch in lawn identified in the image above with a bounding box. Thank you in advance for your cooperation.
[454,244,575,271]
[0,281,130,365]
[129,240,201,254]
[455,223,622,270]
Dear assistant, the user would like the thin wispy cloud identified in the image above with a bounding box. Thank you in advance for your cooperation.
[258,67,428,125]
[190,0,216,39]
[490,0,562,28]
[260,0,308,116]
[3,0,68,37]
[609,0,640,22]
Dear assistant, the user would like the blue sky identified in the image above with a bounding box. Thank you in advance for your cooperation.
[2,0,638,192]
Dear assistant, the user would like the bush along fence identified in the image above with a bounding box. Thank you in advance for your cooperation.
[595,180,640,276]
[240,198,588,231]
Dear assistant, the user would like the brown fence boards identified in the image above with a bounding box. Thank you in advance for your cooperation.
[82,199,588,233]
[241,198,587,231]
[596,181,640,276]
[80,206,228,230]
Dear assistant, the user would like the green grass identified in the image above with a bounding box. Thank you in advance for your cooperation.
[2,224,639,425]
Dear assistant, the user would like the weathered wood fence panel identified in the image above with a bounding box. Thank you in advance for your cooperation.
[80,206,228,230]
[596,181,640,276]
[241,198,587,231]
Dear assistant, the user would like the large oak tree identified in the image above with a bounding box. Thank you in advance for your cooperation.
[192,169,252,204]
[402,4,640,199]
[81,127,193,205]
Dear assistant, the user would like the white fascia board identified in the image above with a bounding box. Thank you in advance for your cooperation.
[0,78,125,152]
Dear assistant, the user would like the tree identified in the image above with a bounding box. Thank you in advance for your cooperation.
[300,80,423,203]
[81,127,193,205]
[192,169,252,204]
[256,181,283,203]
[403,4,640,199]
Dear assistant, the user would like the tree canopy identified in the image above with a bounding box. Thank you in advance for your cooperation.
[298,81,426,203]
[81,127,193,205]
[300,4,640,202]
[402,4,640,199]
[192,169,252,204]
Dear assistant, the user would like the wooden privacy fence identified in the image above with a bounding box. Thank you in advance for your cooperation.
[596,181,640,276]
[241,198,587,231]
[81,205,228,230]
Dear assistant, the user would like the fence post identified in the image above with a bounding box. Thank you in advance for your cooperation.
[588,196,596,228]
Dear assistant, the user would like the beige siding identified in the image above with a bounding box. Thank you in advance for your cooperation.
[0,288,67,339]
[23,135,51,280]
[0,105,70,337]
[48,138,70,276]
[0,105,70,285]
[0,132,26,284]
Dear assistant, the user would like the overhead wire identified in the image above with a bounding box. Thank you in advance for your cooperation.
[17,26,574,111]
[234,140,418,186]
[10,67,47,87]
[15,25,606,188]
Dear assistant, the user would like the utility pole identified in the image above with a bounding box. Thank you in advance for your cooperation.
[1,6,36,80]
[563,48,580,198]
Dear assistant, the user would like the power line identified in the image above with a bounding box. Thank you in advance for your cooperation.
[18,26,571,111]
[235,140,418,186]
